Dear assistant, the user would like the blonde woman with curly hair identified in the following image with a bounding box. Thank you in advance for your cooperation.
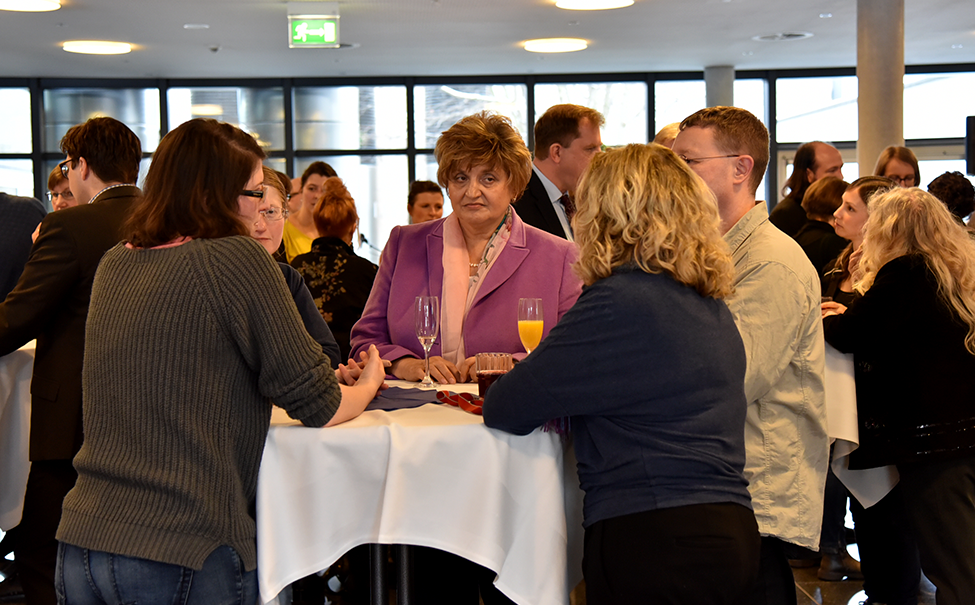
[485,144,760,605]
[823,187,975,605]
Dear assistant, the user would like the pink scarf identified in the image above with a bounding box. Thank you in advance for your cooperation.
[439,211,511,365]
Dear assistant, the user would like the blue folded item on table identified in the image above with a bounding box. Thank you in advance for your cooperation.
[365,386,441,412]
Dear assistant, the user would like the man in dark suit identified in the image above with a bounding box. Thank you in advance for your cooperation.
[0,117,142,605]
[513,104,604,240]
[0,193,46,301]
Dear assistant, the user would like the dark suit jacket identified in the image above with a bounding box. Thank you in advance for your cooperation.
[0,185,141,461]
[512,171,568,240]
[768,197,807,238]
[0,193,46,301]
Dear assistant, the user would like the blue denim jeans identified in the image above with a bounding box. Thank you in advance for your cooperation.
[56,542,258,605]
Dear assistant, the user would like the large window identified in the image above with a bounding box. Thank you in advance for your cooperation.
[0,88,30,154]
[3,65,971,250]
[904,73,975,140]
[295,86,406,151]
[414,84,528,149]
[43,88,161,153]
[535,82,648,146]
[168,87,285,151]
[775,76,858,143]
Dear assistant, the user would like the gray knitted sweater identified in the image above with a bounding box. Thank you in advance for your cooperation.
[57,236,340,571]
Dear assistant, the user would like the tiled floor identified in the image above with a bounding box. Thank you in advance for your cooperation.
[792,558,937,605]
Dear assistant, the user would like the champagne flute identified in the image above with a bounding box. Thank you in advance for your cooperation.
[415,296,440,386]
[518,298,543,355]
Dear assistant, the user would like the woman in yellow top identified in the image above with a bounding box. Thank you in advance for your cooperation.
[283,161,337,261]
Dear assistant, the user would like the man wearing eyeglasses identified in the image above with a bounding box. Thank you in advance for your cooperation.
[0,116,142,605]
[673,107,828,605]
[770,141,845,238]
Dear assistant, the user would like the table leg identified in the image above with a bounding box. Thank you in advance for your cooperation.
[396,544,413,605]
[369,543,387,605]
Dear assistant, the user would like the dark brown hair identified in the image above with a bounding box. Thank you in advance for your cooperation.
[679,106,769,194]
[59,116,142,184]
[301,161,338,187]
[125,119,266,248]
[313,177,358,239]
[781,141,821,201]
[927,171,974,223]
[801,176,847,220]
[408,180,443,208]
[534,104,605,161]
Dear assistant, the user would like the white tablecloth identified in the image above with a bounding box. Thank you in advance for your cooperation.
[256,381,584,605]
[824,343,898,508]
[0,341,35,530]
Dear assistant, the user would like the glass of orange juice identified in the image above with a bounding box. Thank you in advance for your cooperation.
[518,298,543,354]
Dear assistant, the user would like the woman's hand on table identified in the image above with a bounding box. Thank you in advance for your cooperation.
[457,356,477,383]
[328,345,387,427]
[336,351,391,386]
[390,356,471,384]
[821,301,848,318]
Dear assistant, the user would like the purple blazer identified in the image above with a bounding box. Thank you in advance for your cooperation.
[350,209,582,363]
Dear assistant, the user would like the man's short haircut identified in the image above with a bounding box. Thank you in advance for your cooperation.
[801,176,847,220]
[533,104,605,161]
[408,180,442,208]
[59,116,142,184]
[679,106,769,195]
[927,171,975,222]
[782,141,824,201]
[301,161,338,187]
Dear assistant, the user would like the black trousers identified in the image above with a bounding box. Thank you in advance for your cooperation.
[583,503,760,605]
[744,536,799,605]
[899,455,975,605]
[851,484,920,605]
[16,459,77,605]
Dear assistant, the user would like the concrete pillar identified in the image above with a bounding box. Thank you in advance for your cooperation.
[857,0,904,173]
[705,65,735,108]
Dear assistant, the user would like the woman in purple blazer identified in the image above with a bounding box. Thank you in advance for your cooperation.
[350,111,582,385]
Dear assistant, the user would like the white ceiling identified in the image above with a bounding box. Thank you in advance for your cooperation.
[0,0,973,80]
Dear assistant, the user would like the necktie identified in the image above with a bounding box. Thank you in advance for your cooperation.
[559,193,575,220]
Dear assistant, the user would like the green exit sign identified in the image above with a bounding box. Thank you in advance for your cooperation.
[289,17,339,48]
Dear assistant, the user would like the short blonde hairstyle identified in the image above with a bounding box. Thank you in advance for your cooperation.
[573,143,735,298]
[434,111,531,198]
[856,187,975,353]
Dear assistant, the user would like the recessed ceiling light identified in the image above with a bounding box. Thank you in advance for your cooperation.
[952,44,964,49]
[524,38,588,53]
[819,12,832,18]
[62,40,132,55]
[183,23,210,30]
[0,0,60,11]
[555,0,633,10]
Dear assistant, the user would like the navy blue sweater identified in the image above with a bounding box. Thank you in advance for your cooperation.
[483,266,753,527]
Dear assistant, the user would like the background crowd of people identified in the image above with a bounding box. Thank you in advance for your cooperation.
[0,100,973,605]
